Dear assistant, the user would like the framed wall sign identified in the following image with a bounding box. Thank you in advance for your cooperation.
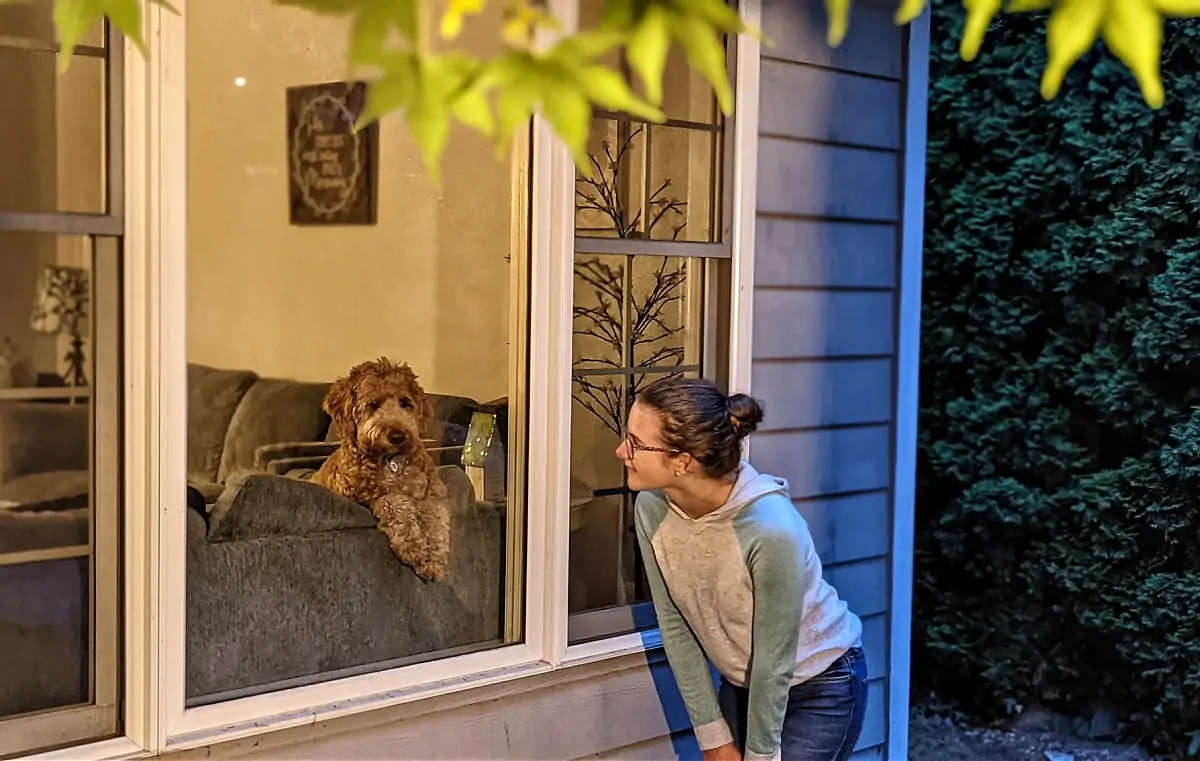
[286,81,378,225]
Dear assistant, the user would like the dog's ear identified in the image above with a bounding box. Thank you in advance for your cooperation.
[324,373,357,442]
[420,389,435,426]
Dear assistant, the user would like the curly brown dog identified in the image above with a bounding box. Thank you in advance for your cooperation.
[313,358,450,582]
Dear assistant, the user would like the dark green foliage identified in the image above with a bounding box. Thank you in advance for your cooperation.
[917,2,1200,755]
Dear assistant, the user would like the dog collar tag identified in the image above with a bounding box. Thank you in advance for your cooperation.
[387,459,399,473]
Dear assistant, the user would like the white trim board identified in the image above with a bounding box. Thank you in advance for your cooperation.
[728,0,762,400]
[888,9,931,761]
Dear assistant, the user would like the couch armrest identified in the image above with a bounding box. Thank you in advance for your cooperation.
[206,464,482,544]
[0,403,90,485]
[253,441,339,472]
[207,472,377,542]
[254,440,443,471]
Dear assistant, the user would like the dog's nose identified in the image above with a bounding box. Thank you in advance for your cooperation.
[388,430,406,445]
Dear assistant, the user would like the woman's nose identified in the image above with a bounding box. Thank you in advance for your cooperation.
[615,439,629,460]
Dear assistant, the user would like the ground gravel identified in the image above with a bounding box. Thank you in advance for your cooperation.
[908,707,1153,761]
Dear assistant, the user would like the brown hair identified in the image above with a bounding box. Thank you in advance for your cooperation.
[635,376,764,478]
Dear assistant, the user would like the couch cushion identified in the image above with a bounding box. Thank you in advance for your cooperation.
[0,506,89,553]
[188,364,258,484]
[206,472,376,542]
[217,378,331,482]
[0,470,90,512]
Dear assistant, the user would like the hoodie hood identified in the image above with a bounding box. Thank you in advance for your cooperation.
[667,460,789,521]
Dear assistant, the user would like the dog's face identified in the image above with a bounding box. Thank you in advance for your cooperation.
[324,358,433,458]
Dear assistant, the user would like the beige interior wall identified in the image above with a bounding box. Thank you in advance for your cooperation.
[185,0,518,403]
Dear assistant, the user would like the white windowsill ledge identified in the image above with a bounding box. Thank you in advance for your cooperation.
[18,631,667,761]
[22,737,150,761]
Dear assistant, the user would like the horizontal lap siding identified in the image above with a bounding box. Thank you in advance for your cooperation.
[751,2,905,758]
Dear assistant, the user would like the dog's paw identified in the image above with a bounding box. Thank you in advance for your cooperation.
[414,558,447,583]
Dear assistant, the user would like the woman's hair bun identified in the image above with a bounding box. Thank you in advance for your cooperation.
[726,393,764,439]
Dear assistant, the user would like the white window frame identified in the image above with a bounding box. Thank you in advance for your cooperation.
[26,0,762,757]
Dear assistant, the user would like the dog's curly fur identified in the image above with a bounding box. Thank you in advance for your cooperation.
[313,357,451,582]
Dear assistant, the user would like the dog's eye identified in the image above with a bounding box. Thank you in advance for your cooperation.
[400,399,414,409]
[367,400,381,411]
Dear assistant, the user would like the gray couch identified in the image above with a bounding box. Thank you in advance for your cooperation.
[0,363,507,711]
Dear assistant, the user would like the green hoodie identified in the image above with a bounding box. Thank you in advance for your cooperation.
[634,461,863,761]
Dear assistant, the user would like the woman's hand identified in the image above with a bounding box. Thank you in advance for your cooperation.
[701,743,742,761]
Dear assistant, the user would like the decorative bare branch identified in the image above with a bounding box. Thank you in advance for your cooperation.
[572,126,693,434]
[574,125,688,241]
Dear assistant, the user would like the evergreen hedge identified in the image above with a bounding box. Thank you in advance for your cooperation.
[917,3,1200,755]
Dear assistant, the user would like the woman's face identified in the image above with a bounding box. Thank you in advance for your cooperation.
[616,402,682,491]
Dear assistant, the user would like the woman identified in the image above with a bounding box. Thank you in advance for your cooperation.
[618,377,867,761]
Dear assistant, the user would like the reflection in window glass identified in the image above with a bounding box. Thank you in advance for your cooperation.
[185,0,529,704]
[569,0,730,644]
[0,232,122,756]
[0,13,109,216]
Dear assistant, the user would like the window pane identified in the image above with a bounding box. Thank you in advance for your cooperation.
[647,124,721,243]
[0,0,106,48]
[573,255,702,371]
[575,119,647,239]
[575,118,724,245]
[0,232,121,755]
[575,0,726,245]
[567,360,700,642]
[185,0,528,704]
[0,41,108,215]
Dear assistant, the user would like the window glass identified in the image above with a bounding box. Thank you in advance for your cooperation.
[568,0,731,643]
[0,232,123,756]
[184,0,529,704]
[0,2,109,215]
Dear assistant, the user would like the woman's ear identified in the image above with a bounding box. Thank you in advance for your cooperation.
[679,453,696,475]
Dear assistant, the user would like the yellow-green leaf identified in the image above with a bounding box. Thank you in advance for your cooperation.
[441,52,494,136]
[540,82,592,171]
[1156,0,1200,14]
[1039,0,1106,101]
[1005,0,1053,11]
[625,5,670,105]
[495,80,536,158]
[677,13,734,114]
[826,0,851,46]
[575,64,663,122]
[440,0,483,40]
[1103,0,1165,108]
[895,0,928,24]
[689,0,754,35]
[960,0,1004,61]
[357,53,418,127]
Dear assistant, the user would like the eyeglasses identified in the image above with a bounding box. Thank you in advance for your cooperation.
[624,433,679,456]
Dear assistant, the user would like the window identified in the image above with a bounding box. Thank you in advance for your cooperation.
[183,0,530,704]
[0,6,124,755]
[568,0,733,644]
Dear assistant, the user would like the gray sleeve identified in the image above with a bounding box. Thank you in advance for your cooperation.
[634,505,732,750]
[742,526,806,761]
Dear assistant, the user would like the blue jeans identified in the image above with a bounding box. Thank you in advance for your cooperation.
[718,647,868,761]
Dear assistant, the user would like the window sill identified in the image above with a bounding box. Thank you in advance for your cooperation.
[22,737,149,761]
[23,630,668,760]
[164,628,664,755]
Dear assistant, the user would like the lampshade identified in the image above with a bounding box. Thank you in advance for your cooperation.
[30,265,89,336]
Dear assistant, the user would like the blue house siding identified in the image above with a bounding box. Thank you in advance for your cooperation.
[749,1,908,758]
